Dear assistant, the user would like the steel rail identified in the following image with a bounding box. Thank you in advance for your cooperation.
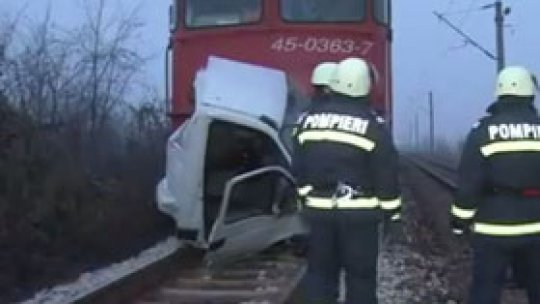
[74,243,199,304]
[71,242,304,304]
[407,155,457,190]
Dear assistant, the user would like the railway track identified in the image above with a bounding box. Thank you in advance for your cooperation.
[24,156,468,304]
[406,154,528,304]
[402,155,457,250]
[22,154,528,304]
[74,243,305,304]
[407,155,457,189]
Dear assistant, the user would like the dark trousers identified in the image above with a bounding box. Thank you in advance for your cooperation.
[301,208,379,304]
[470,235,540,304]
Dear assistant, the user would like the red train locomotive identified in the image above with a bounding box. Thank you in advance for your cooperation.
[166,0,392,127]
[158,1,393,256]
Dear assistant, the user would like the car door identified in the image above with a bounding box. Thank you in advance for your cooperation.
[202,119,306,264]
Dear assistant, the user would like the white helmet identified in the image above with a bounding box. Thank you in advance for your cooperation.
[330,57,371,98]
[495,66,537,97]
[311,62,337,86]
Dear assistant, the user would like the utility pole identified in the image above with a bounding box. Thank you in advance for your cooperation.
[414,112,419,150]
[434,1,511,73]
[408,121,415,151]
[495,0,506,71]
[429,91,434,153]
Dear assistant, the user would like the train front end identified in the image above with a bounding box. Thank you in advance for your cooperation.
[158,0,392,254]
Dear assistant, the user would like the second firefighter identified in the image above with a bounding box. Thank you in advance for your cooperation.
[293,57,401,304]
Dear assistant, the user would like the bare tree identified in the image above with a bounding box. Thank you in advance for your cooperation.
[2,0,149,162]
[125,88,168,144]
[68,0,147,139]
[1,6,77,127]
[0,4,172,301]
[0,15,20,103]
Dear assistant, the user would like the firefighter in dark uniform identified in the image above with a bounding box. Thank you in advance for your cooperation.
[451,66,540,304]
[293,57,401,304]
[291,62,338,257]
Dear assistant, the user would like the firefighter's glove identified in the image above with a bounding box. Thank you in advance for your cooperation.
[296,184,312,210]
[296,195,306,210]
[383,211,402,240]
[451,216,471,236]
[384,206,402,224]
[388,212,401,223]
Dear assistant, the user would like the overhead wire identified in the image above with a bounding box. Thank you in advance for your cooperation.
[441,5,490,17]
[402,0,485,144]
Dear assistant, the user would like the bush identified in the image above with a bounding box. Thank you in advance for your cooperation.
[0,100,175,302]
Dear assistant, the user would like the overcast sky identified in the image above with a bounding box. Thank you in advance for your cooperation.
[394,0,540,148]
[2,0,539,148]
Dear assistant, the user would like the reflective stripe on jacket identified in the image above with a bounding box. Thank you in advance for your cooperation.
[292,95,401,220]
[453,98,540,237]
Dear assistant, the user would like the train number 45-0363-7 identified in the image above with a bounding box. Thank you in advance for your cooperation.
[270,36,374,55]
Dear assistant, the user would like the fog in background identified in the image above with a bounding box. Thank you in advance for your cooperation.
[2,0,539,148]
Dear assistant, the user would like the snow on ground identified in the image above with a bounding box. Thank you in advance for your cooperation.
[378,241,460,304]
[20,237,181,304]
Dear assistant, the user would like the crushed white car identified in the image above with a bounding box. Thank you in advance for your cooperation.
[157,56,307,261]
